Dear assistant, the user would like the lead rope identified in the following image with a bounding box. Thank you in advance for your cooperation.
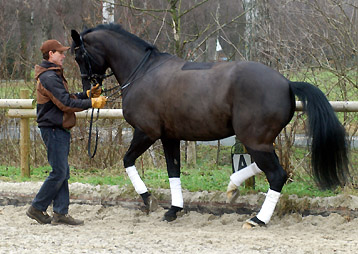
[87,87,100,158]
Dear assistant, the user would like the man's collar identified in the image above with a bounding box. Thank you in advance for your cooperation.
[40,60,62,70]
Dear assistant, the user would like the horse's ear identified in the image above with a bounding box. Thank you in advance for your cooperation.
[71,30,81,47]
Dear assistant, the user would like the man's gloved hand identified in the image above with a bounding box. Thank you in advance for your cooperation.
[86,84,102,98]
[91,96,107,109]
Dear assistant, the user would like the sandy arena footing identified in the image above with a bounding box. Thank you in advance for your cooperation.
[1,181,358,253]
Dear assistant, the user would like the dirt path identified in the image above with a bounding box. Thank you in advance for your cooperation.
[1,181,358,253]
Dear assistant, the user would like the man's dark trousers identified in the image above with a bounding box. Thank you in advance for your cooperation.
[32,127,71,215]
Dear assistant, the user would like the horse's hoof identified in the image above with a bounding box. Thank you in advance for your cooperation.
[242,222,255,229]
[163,213,177,222]
[243,217,266,229]
[226,181,239,204]
[226,189,240,204]
[162,206,183,222]
[146,194,158,214]
[141,192,159,214]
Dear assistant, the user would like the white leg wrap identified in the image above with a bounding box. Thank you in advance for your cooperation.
[230,162,262,187]
[126,166,148,194]
[169,177,184,208]
[256,189,281,224]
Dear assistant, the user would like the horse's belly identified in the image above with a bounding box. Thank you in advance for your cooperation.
[163,116,234,141]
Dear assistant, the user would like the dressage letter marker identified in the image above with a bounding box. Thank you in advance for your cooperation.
[232,154,252,173]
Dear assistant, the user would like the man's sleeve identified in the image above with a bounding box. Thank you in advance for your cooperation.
[40,73,92,112]
[72,91,88,100]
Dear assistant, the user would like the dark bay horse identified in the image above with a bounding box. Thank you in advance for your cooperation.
[71,24,349,227]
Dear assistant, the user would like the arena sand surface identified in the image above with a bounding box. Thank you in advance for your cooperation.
[1,181,358,254]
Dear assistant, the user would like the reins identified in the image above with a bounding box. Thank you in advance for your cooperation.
[87,102,100,158]
[102,48,153,102]
[75,36,110,158]
[103,53,175,102]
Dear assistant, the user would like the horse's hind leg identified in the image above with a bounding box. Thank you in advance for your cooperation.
[123,128,158,213]
[243,147,287,228]
[161,138,183,222]
[226,162,263,203]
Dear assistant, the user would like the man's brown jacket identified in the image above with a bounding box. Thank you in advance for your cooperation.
[35,60,91,129]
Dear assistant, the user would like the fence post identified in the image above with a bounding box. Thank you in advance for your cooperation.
[186,141,197,166]
[20,89,31,177]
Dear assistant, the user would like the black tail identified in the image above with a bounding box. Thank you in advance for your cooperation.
[289,81,349,189]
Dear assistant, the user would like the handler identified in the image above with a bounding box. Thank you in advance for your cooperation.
[26,39,107,225]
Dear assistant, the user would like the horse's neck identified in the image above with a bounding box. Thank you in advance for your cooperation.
[109,48,148,85]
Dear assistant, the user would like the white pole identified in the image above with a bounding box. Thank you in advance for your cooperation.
[7,102,358,119]
[0,99,35,109]
[7,108,123,119]
[295,101,358,112]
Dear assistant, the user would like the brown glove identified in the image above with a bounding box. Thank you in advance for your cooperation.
[91,96,107,109]
[86,84,102,98]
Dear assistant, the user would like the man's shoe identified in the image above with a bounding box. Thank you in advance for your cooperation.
[51,212,84,225]
[26,205,52,224]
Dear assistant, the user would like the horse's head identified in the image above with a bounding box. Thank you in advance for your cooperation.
[71,29,109,93]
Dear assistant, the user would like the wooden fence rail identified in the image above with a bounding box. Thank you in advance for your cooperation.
[295,101,358,112]
[2,94,358,177]
[7,108,123,119]
[0,99,35,109]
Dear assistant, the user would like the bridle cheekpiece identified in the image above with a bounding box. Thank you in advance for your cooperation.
[74,35,113,88]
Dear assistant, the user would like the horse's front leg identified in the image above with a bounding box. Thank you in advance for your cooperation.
[123,128,158,214]
[161,138,183,222]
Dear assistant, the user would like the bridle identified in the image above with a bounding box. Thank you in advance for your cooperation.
[74,35,154,158]
[74,36,114,158]
[75,35,114,88]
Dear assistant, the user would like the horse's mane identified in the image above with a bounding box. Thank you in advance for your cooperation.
[82,23,157,51]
